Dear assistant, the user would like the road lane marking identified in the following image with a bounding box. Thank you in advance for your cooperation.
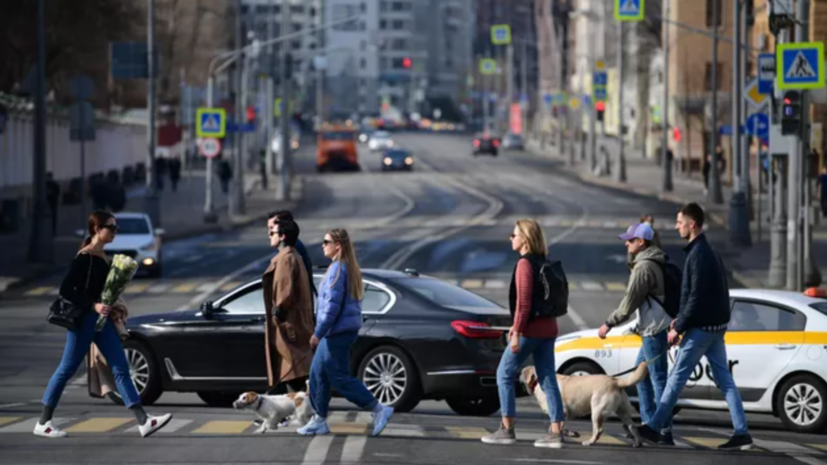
[0,417,20,427]
[484,279,507,289]
[354,412,373,424]
[809,444,827,452]
[341,436,367,462]
[65,417,132,433]
[605,282,627,291]
[595,434,626,445]
[172,282,199,293]
[513,460,606,465]
[25,286,53,296]
[220,281,243,292]
[125,419,192,434]
[329,423,368,435]
[566,304,588,330]
[125,283,151,294]
[461,279,483,289]
[301,435,334,465]
[683,436,760,452]
[175,256,272,312]
[197,282,220,292]
[0,417,74,433]
[191,420,251,434]
[568,282,578,290]
[148,284,171,294]
[580,281,604,291]
[0,403,28,409]
[382,425,426,437]
[445,426,489,439]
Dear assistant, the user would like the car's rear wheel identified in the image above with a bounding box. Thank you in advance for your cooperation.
[561,361,603,377]
[197,391,243,408]
[107,339,162,406]
[446,396,500,417]
[776,374,827,433]
[358,346,421,413]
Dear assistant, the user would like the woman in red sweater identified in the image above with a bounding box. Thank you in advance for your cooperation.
[482,219,565,449]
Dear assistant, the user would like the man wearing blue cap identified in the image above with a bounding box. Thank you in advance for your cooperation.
[598,222,674,444]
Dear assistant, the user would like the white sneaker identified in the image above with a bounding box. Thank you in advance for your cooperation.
[33,421,67,438]
[138,413,173,438]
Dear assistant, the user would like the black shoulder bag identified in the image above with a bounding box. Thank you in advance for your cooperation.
[48,254,93,330]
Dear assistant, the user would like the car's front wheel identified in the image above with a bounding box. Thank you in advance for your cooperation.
[107,339,162,406]
[446,396,500,417]
[561,361,603,377]
[358,346,421,413]
[776,374,827,433]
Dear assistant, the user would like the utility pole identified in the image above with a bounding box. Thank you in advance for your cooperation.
[661,0,673,191]
[278,0,292,201]
[229,0,246,216]
[617,20,626,183]
[521,38,529,142]
[28,0,53,263]
[708,0,724,204]
[588,15,597,172]
[729,0,751,246]
[266,0,276,176]
[506,43,514,134]
[145,0,161,227]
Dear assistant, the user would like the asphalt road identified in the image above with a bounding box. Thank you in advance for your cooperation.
[0,133,824,464]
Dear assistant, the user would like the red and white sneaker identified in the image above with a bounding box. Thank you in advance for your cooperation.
[33,421,67,438]
[138,413,173,438]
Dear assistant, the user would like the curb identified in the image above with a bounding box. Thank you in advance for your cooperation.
[0,176,304,296]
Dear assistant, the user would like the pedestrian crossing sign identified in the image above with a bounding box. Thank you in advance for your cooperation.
[196,108,226,138]
[490,25,511,45]
[777,42,825,90]
[615,0,644,21]
[479,58,497,75]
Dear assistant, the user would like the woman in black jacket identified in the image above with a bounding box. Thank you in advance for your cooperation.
[35,211,172,439]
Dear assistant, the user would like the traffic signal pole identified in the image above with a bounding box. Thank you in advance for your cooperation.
[729,0,752,247]
[661,0,673,192]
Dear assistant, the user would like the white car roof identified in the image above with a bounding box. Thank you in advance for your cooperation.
[729,288,827,308]
[114,212,150,221]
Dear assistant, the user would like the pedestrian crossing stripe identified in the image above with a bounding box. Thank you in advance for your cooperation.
[0,417,20,426]
[192,420,251,434]
[65,417,132,433]
[444,426,488,439]
[682,436,762,452]
[25,286,53,296]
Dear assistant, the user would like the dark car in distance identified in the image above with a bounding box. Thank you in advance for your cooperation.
[381,149,415,172]
[473,134,499,156]
[112,269,513,416]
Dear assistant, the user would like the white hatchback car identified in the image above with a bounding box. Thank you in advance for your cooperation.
[368,131,394,152]
[106,213,165,277]
[554,289,827,433]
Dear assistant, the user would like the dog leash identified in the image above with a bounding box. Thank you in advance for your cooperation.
[608,350,668,378]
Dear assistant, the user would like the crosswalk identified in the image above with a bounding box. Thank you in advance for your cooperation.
[16,275,628,299]
[0,412,824,455]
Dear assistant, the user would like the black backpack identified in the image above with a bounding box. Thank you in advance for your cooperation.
[644,258,682,318]
[525,256,569,319]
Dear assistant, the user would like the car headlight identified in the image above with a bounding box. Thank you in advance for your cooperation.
[405,157,413,165]
[384,158,392,165]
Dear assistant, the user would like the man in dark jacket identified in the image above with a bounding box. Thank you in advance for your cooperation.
[636,203,752,451]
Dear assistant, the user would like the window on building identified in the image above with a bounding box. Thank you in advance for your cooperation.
[392,1,410,11]
[380,1,388,12]
[704,62,724,90]
[360,2,367,13]
[360,58,367,69]
[392,20,405,30]
[706,0,723,28]
[309,7,315,17]
[392,38,407,50]
[380,19,388,30]
[291,5,303,15]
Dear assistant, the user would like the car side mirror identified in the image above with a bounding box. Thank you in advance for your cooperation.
[155,228,166,236]
[201,301,215,319]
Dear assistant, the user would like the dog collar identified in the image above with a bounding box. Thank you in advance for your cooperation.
[253,396,264,411]
[528,378,539,393]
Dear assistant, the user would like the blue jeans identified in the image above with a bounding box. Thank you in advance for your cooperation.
[497,337,564,422]
[43,312,141,408]
[309,331,378,418]
[647,329,749,435]
[635,331,671,431]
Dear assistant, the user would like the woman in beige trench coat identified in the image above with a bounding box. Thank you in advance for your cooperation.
[263,219,315,393]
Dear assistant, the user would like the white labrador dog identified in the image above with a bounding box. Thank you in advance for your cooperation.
[232,391,314,433]
[520,362,649,447]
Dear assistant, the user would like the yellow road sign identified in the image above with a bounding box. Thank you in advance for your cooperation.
[479,58,497,75]
[490,24,512,45]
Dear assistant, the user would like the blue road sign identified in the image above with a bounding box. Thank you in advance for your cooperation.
[757,53,775,94]
[544,93,552,104]
[615,0,644,21]
[593,71,608,86]
[777,42,825,90]
[196,108,226,138]
[746,113,770,139]
[227,122,256,133]
[593,87,607,102]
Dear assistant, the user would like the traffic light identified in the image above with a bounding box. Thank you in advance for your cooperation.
[402,57,412,69]
[246,106,256,123]
[595,100,605,122]
[781,90,801,135]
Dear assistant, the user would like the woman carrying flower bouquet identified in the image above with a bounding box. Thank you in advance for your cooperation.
[35,211,172,438]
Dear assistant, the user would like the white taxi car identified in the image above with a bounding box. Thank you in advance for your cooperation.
[554,288,827,433]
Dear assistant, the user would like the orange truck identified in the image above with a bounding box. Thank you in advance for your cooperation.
[316,125,360,172]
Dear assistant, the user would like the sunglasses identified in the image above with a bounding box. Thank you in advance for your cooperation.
[509,233,519,239]
[102,225,118,232]
[322,239,335,246]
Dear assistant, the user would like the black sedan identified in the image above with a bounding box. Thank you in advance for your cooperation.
[473,134,499,156]
[380,149,415,172]
[113,269,513,416]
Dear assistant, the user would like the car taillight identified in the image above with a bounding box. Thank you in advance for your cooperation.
[451,320,502,339]
[473,140,480,147]
[493,140,500,147]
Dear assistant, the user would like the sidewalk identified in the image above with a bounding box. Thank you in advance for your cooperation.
[527,136,827,289]
[0,169,303,294]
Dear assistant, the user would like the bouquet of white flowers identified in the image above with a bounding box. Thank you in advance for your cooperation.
[96,254,139,332]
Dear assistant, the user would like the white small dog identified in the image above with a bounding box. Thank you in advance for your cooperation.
[232,391,314,433]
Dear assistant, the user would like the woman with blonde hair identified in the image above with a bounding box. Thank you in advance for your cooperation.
[298,229,394,437]
[482,219,565,448]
